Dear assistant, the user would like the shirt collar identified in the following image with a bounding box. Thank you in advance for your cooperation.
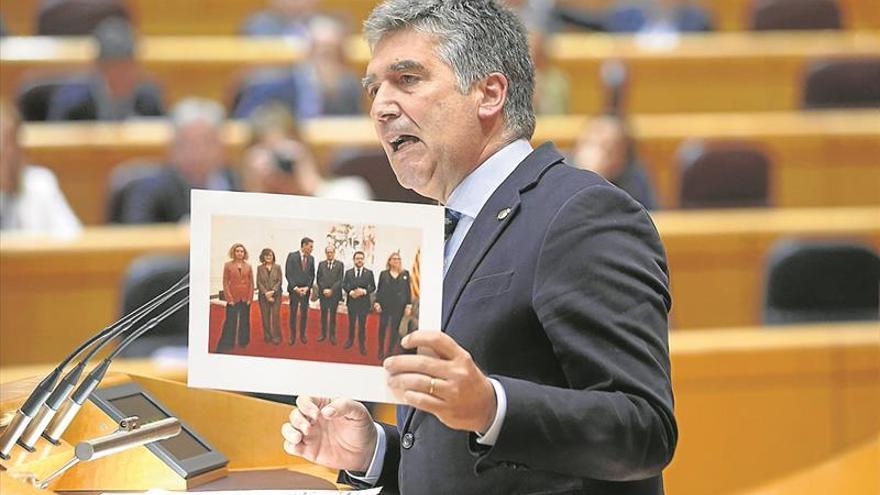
[445,139,533,219]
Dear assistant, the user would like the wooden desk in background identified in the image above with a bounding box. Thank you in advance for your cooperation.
[2,32,878,114]
[2,323,877,495]
[1,208,878,366]
[2,0,878,35]
[19,110,880,225]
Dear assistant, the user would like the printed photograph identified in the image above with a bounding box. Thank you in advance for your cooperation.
[188,190,443,403]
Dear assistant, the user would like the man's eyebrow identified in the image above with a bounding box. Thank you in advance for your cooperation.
[389,60,426,73]
[362,60,427,89]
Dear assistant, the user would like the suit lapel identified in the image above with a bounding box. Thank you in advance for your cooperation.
[402,143,566,432]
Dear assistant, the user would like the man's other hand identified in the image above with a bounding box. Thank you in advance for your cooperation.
[282,396,378,472]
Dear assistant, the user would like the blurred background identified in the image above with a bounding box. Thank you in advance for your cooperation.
[0,1,877,493]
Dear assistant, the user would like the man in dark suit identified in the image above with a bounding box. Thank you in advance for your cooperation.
[285,237,315,344]
[48,17,165,121]
[342,251,375,355]
[316,245,344,344]
[281,1,676,493]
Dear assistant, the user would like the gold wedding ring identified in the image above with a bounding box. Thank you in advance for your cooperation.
[428,377,436,396]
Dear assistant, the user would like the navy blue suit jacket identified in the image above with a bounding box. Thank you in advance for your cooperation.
[342,143,676,494]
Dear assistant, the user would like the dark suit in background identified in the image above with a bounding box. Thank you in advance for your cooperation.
[285,250,315,344]
[316,259,344,343]
[47,75,165,121]
[342,267,375,354]
[349,144,676,494]
[374,269,412,359]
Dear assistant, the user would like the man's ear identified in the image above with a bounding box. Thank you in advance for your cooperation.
[476,72,508,120]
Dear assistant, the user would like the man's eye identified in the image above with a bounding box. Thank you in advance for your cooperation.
[367,86,378,99]
[400,74,418,85]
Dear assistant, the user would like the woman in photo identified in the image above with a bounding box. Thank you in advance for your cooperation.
[257,247,283,344]
[217,243,254,352]
[373,252,412,360]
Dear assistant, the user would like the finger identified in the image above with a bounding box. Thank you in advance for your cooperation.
[383,354,451,378]
[387,373,448,401]
[402,390,446,414]
[400,331,461,359]
[281,422,303,445]
[290,411,314,438]
[321,397,371,421]
[295,395,321,421]
[283,440,299,456]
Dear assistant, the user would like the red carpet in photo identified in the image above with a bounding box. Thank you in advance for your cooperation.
[207,299,405,366]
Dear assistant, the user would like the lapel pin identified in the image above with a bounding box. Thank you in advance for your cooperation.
[497,207,511,220]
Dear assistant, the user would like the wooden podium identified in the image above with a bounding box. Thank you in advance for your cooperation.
[0,373,339,493]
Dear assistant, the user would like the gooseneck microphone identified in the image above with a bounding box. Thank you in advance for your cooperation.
[19,276,189,451]
[0,274,188,459]
[43,290,189,445]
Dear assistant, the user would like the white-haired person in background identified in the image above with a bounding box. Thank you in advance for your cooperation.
[115,97,237,224]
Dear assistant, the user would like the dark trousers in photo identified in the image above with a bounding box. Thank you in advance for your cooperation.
[288,291,310,343]
[347,310,368,353]
[319,297,338,342]
[217,302,251,351]
[377,309,405,358]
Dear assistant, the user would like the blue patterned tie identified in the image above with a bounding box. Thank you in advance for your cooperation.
[444,208,462,241]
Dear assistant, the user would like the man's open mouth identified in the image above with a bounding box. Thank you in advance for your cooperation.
[390,135,420,152]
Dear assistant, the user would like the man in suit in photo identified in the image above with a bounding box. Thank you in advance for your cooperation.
[342,251,375,355]
[282,1,676,493]
[285,237,315,344]
[316,244,344,344]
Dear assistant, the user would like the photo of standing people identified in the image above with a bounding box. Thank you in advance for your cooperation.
[206,215,422,367]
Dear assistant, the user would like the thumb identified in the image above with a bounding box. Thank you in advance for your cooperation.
[321,398,370,422]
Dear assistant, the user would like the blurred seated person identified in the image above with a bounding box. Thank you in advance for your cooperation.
[529,29,570,114]
[0,16,8,37]
[0,100,81,235]
[605,0,712,33]
[116,98,236,224]
[241,103,371,200]
[233,15,362,120]
[508,0,559,33]
[571,115,658,210]
[241,0,318,40]
[47,17,164,121]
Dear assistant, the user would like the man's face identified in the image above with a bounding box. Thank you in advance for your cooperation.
[325,246,335,261]
[353,253,365,268]
[364,29,483,201]
[302,242,314,256]
[171,119,225,187]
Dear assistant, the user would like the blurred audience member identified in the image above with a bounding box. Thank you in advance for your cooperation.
[234,15,362,119]
[529,30,570,114]
[37,0,131,36]
[571,115,658,210]
[605,0,712,33]
[0,16,9,37]
[293,15,362,118]
[508,0,559,33]
[0,100,81,235]
[241,103,371,200]
[241,0,318,40]
[47,18,164,121]
[116,98,235,223]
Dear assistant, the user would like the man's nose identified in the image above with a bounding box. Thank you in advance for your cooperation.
[370,85,401,122]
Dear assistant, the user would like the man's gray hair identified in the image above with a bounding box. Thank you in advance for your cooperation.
[170,97,226,132]
[364,0,536,140]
